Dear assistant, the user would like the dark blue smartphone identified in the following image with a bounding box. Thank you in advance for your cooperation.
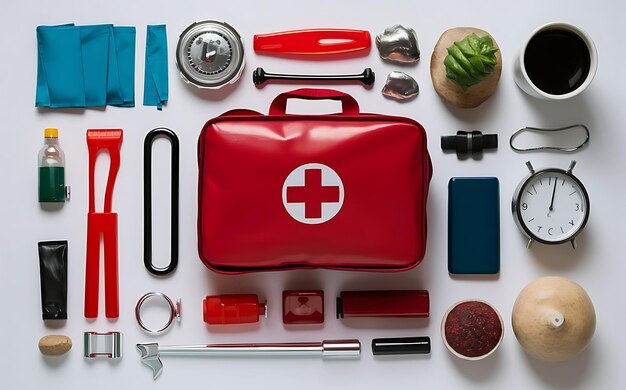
[448,177,500,275]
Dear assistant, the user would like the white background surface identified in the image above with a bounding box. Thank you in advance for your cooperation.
[1,0,625,388]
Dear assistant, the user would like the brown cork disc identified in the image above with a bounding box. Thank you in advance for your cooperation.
[38,335,72,356]
[430,27,502,109]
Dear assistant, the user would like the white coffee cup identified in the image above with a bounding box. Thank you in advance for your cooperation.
[514,22,598,100]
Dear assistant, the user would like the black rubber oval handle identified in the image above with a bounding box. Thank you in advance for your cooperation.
[144,128,179,276]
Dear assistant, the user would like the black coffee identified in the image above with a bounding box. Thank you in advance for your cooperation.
[524,29,591,95]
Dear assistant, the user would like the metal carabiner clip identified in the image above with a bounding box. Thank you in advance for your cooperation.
[144,128,179,275]
[509,124,590,153]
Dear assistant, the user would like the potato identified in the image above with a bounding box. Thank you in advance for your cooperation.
[430,27,502,108]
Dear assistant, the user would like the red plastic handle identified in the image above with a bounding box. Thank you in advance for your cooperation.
[86,129,123,213]
[254,29,371,55]
[84,129,122,319]
[85,213,119,319]
[269,88,360,115]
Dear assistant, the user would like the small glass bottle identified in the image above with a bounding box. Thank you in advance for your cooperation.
[38,128,68,203]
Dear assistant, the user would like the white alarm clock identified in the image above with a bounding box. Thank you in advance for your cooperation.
[512,161,590,249]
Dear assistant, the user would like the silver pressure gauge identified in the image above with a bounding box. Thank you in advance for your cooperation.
[176,20,245,89]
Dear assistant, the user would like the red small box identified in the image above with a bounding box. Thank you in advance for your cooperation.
[283,290,324,325]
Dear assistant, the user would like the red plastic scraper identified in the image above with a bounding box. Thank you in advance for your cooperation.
[84,129,123,319]
[254,28,371,56]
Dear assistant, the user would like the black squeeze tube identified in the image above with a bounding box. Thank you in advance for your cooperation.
[38,241,68,320]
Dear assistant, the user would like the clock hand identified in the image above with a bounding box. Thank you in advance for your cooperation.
[201,41,209,62]
[549,177,558,211]
[202,42,217,64]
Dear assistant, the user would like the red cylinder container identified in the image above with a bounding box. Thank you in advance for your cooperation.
[203,294,267,325]
[336,290,430,318]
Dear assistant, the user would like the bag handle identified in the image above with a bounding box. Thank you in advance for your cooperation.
[269,88,360,115]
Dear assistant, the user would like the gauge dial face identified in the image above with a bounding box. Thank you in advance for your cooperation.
[517,171,589,243]
[176,20,244,89]
[187,31,232,75]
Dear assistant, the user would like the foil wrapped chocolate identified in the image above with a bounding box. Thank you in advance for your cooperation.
[382,71,419,100]
[376,25,420,63]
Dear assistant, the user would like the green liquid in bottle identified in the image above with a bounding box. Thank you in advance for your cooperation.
[39,167,65,202]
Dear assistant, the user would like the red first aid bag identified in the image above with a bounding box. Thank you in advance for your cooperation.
[198,89,432,273]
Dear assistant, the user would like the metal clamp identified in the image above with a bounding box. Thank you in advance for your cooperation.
[135,292,181,334]
[84,332,123,359]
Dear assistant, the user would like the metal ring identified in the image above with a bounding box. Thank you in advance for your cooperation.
[135,292,181,334]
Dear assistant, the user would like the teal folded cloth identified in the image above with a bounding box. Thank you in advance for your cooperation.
[36,25,85,108]
[35,24,136,108]
[143,25,168,110]
[113,27,137,107]
[80,25,110,107]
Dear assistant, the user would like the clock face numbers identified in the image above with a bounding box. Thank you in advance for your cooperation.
[518,171,588,243]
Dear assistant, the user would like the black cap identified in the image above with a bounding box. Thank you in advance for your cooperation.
[372,336,431,355]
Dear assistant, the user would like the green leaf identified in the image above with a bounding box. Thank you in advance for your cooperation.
[469,56,485,73]
[448,45,473,71]
[444,55,471,79]
[456,39,475,57]
[444,32,499,91]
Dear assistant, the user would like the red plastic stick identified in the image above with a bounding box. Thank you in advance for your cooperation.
[84,130,123,319]
[254,29,371,56]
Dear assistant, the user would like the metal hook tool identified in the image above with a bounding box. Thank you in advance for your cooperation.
[137,339,360,379]
[143,128,179,275]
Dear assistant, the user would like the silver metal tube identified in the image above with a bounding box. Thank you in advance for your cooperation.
[156,339,360,358]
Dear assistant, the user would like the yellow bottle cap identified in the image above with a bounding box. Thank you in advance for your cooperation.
[44,128,58,138]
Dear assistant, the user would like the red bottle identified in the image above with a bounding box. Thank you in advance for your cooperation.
[203,294,267,325]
